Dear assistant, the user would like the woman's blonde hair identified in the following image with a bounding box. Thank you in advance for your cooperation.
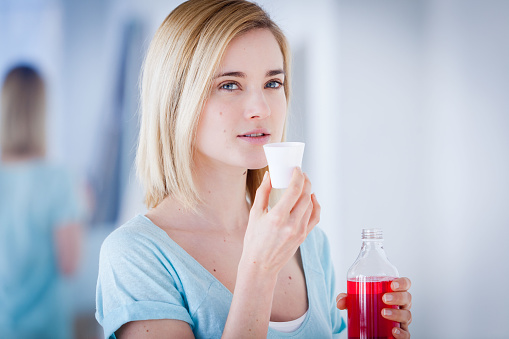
[137,0,291,210]
[1,65,46,158]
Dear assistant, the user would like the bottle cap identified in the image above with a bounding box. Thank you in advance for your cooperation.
[361,228,383,240]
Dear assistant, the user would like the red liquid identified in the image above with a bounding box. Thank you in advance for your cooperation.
[347,277,400,339]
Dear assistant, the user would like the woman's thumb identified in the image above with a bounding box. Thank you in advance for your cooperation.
[252,171,271,213]
[336,293,347,310]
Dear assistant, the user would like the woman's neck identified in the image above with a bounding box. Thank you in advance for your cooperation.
[151,160,251,234]
[194,163,250,231]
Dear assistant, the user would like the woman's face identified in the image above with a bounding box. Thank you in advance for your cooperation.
[195,28,287,171]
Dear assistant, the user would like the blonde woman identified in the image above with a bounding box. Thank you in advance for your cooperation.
[95,1,412,338]
[0,65,84,338]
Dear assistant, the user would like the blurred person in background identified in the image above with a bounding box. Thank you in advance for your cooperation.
[0,64,84,339]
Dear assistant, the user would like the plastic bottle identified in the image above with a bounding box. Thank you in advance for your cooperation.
[347,228,400,339]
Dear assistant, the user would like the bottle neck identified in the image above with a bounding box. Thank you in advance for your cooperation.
[362,240,384,248]
[360,240,386,257]
[347,228,399,279]
[361,228,384,253]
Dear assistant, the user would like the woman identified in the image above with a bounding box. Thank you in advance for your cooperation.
[0,65,84,338]
[95,1,412,338]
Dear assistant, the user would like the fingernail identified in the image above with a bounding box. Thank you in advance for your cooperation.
[336,294,345,303]
[393,328,400,335]
[384,294,393,302]
[392,281,400,290]
[382,309,392,316]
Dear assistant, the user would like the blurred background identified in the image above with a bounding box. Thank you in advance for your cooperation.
[1,0,508,338]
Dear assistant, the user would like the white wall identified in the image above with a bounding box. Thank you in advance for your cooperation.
[423,1,509,337]
[264,1,509,338]
[332,0,429,337]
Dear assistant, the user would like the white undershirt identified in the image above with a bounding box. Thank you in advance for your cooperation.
[268,310,308,333]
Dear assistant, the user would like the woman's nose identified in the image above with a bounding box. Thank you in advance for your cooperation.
[243,89,271,120]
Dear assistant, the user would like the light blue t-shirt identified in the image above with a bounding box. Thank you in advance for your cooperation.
[96,214,345,338]
[0,160,83,339]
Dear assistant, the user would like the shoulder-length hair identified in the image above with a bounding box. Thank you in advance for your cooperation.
[1,65,46,158]
[136,0,291,210]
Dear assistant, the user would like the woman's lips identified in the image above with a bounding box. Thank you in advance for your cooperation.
[237,133,271,145]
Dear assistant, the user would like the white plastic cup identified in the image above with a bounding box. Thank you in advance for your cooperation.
[263,142,305,189]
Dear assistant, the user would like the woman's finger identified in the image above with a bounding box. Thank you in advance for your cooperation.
[251,171,271,215]
[336,293,347,310]
[271,167,305,215]
[381,308,412,326]
[392,327,411,339]
[391,277,411,292]
[288,173,312,222]
[299,198,314,231]
[383,291,412,308]
[306,193,320,233]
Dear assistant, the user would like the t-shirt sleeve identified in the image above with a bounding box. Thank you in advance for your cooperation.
[317,228,346,337]
[95,227,194,339]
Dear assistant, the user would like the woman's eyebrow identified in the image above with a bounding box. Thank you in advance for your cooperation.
[215,71,246,79]
[266,69,285,77]
[214,69,285,79]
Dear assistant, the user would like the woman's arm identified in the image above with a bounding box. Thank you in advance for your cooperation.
[116,319,195,339]
[222,169,319,338]
[114,260,280,339]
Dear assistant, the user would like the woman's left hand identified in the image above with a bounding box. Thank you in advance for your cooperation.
[336,277,412,339]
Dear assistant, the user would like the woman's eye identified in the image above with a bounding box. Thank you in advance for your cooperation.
[220,83,239,91]
[266,81,282,89]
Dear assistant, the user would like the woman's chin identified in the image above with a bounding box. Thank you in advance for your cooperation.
[246,159,268,170]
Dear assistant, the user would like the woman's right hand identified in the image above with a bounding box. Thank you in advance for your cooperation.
[241,167,320,276]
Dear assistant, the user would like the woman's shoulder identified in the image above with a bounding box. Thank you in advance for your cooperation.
[100,215,166,254]
[99,214,199,271]
[97,215,184,285]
